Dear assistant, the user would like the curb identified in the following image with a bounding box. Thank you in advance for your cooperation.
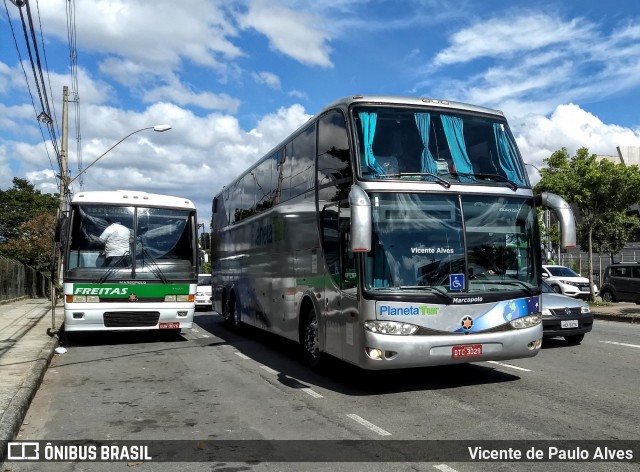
[592,313,639,324]
[0,317,59,450]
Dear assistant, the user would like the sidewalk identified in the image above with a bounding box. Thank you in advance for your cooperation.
[0,297,61,449]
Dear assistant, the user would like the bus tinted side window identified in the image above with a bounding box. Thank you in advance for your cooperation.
[317,110,354,288]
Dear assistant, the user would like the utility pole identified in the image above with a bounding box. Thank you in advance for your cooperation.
[60,85,69,209]
[50,86,69,334]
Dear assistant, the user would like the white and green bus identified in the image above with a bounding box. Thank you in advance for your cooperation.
[211,95,576,369]
[61,190,198,337]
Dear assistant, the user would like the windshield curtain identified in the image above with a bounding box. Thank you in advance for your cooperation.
[354,106,528,187]
[66,204,196,280]
[364,193,540,294]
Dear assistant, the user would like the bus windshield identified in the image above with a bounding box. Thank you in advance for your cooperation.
[354,106,528,187]
[364,193,539,294]
[66,204,196,281]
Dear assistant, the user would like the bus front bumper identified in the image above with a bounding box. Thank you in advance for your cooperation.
[64,304,194,332]
[357,324,542,370]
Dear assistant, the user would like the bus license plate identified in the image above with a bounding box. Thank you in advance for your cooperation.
[452,344,482,358]
[561,320,578,329]
[159,322,180,329]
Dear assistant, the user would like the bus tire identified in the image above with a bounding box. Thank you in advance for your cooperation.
[301,306,324,370]
[224,293,241,332]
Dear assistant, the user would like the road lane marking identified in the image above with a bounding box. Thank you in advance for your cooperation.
[346,414,391,436]
[260,365,280,375]
[234,352,251,360]
[486,361,531,372]
[301,387,324,399]
[600,340,640,349]
[434,465,459,472]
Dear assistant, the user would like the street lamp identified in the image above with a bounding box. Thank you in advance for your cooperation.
[66,124,171,187]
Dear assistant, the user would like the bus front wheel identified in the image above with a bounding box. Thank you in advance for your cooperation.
[301,307,324,370]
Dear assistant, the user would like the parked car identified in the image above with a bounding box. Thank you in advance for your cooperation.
[540,281,593,344]
[599,262,640,303]
[541,264,597,299]
[195,274,212,310]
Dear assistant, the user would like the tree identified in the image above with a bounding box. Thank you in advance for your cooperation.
[534,147,640,300]
[0,213,56,272]
[0,178,59,242]
[579,212,640,264]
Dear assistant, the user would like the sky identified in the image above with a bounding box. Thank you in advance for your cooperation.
[2,0,640,227]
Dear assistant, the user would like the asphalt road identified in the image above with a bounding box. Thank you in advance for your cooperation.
[4,310,639,472]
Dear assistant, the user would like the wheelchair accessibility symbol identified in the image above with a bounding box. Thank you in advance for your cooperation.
[450,274,464,291]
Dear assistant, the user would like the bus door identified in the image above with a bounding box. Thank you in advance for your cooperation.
[320,206,358,361]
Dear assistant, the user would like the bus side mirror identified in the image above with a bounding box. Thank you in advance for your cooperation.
[55,215,68,244]
[348,185,371,252]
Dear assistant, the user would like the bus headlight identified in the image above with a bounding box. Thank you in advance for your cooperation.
[164,295,194,302]
[509,313,542,329]
[66,295,100,303]
[364,320,418,335]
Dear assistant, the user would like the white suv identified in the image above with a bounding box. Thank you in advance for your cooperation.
[541,265,597,299]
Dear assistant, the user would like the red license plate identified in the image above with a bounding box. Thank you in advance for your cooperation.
[452,344,482,358]
[159,322,180,329]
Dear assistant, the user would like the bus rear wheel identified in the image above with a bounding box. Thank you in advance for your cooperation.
[301,307,323,369]
[223,295,240,331]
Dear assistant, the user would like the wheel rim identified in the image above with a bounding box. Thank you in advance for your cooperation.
[603,292,612,302]
[305,312,319,359]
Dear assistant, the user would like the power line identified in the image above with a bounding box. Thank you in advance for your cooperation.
[2,0,57,176]
[66,0,83,189]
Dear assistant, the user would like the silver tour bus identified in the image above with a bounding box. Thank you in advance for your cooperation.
[211,95,576,370]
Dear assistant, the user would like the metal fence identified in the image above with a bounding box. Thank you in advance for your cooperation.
[556,245,640,287]
[0,255,50,301]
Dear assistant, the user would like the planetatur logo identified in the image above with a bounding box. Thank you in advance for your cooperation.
[452,296,483,304]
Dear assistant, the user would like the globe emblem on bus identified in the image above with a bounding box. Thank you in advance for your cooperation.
[461,316,473,331]
[503,300,517,321]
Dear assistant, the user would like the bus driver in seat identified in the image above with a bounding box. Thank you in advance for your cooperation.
[98,217,131,267]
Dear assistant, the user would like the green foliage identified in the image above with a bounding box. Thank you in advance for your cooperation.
[0,213,56,272]
[534,147,640,300]
[578,212,640,256]
[0,178,59,241]
[534,148,640,228]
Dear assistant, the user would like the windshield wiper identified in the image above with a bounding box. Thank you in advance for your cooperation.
[376,172,451,188]
[399,285,454,301]
[141,247,168,284]
[471,279,536,295]
[450,172,518,190]
[97,252,130,283]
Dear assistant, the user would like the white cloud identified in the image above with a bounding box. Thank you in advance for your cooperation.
[142,79,241,112]
[30,0,243,87]
[53,102,312,225]
[423,13,640,125]
[433,13,592,66]
[252,71,282,90]
[239,0,334,67]
[515,103,640,181]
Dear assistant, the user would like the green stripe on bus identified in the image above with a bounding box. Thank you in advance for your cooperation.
[71,284,190,298]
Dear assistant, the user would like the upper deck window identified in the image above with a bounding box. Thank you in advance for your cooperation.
[353,106,528,188]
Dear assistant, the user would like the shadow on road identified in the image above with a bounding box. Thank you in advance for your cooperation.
[193,311,523,397]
